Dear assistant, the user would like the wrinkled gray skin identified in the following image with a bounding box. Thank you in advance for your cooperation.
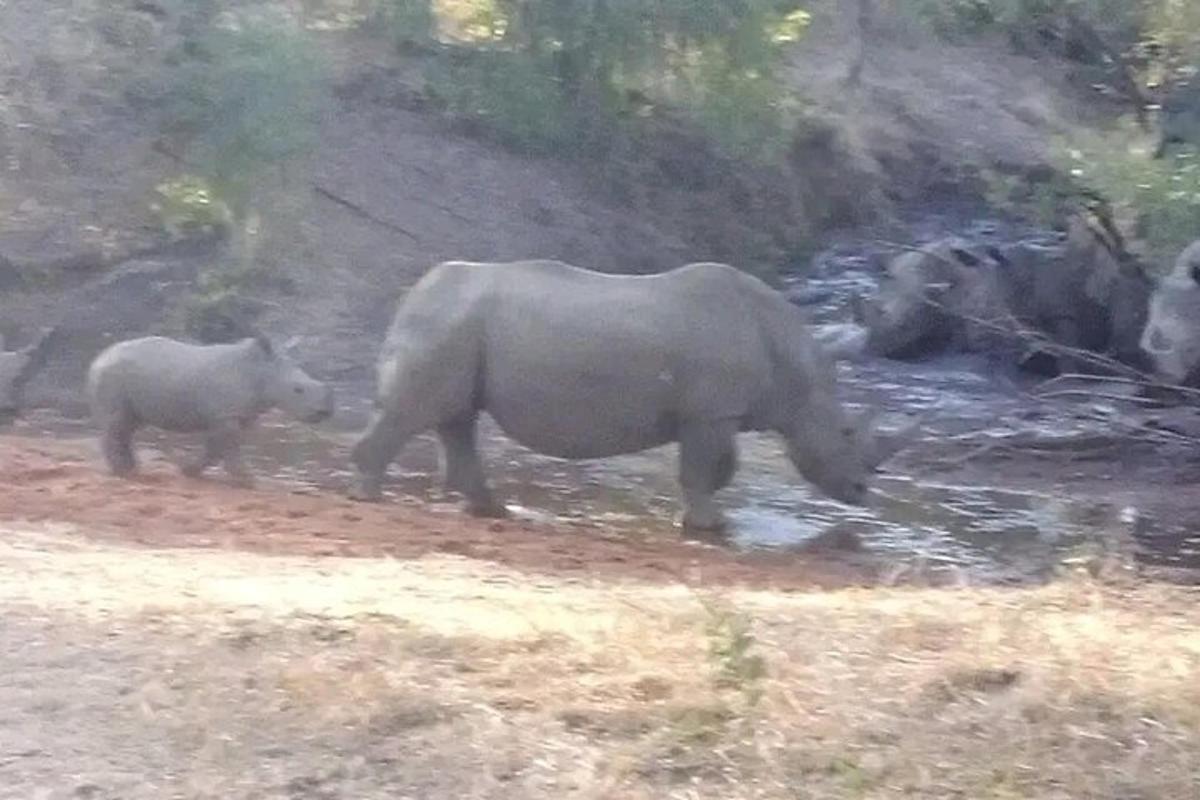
[87,335,333,486]
[351,260,914,532]
[0,327,56,423]
[1141,240,1200,383]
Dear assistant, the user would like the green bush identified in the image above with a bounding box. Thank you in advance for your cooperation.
[400,0,810,161]
[376,0,437,49]
[162,11,329,215]
[1063,133,1200,268]
[150,175,233,242]
[427,50,586,154]
[178,268,264,344]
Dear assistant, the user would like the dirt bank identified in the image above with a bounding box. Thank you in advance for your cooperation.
[0,435,883,591]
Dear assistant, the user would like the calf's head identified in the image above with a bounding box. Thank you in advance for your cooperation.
[254,335,335,423]
[1140,241,1200,383]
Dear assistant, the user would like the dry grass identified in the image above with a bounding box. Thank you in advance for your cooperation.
[1,525,1199,798]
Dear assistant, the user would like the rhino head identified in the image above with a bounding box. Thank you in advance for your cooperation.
[1140,240,1200,384]
[785,356,921,506]
[253,334,335,424]
[0,327,56,424]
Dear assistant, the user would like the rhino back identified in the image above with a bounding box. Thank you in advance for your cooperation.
[90,337,264,431]
[388,260,782,458]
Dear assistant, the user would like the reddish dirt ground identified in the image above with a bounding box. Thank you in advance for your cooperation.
[0,436,879,591]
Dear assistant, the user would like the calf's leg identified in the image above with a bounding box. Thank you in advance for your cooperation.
[185,420,253,487]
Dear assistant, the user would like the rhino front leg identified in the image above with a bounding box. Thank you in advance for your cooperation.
[437,413,506,518]
[186,421,253,487]
[677,419,738,533]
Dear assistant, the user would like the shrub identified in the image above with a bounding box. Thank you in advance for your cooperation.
[161,10,328,216]
[397,0,811,161]
[150,175,233,242]
[1064,134,1200,269]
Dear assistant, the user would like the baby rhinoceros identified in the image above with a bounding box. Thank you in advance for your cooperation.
[87,335,333,486]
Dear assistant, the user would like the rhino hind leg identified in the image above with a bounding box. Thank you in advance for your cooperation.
[100,409,139,477]
[677,419,738,533]
[437,413,506,518]
[350,407,428,501]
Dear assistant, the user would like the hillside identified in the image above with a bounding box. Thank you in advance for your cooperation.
[0,0,1122,407]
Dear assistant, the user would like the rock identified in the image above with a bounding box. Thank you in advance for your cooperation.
[786,286,835,307]
[18,258,207,411]
[812,322,871,362]
[854,210,1152,374]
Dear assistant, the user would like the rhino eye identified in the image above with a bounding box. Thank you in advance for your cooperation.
[293,386,304,395]
[841,426,855,438]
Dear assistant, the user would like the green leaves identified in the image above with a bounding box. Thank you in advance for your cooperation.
[163,13,328,214]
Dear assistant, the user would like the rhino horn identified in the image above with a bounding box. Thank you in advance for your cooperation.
[869,415,921,468]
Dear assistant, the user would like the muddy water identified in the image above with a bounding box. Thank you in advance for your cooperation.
[14,220,1191,582]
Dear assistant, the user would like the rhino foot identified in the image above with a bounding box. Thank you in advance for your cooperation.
[465,497,509,519]
[678,510,728,536]
[348,475,384,503]
[180,461,207,479]
[228,473,256,490]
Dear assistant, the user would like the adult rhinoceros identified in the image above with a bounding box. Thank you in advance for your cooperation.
[350,260,913,532]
